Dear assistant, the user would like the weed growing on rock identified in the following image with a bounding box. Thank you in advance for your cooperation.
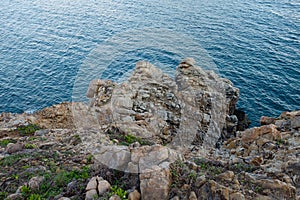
[110,185,127,200]
[0,192,8,199]
[106,127,153,146]
[17,124,40,136]
[27,193,42,200]
[24,143,37,149]
[0,153,30,166]
[0,138,16,147]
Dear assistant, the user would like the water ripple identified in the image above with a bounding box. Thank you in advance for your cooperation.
[0,0,299,126]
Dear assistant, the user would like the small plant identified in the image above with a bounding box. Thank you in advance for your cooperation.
[17,124,40,136]
[188,170,197,180]
[29,137,38,141]
[87,154,93,163]
[27,194,42,200]
[92,194,99,199]
[11,174,19,180]
[107,127,152,146]
[110,185,127,200]
[0,191,8,199]
[25,143,37,149]
[0,138,16,147]
[254,185,263,193]
[22,164,31,169]
[276,139,288,146]
[230,162,256,173]
[21,185,31,198]
[0,153,29,166]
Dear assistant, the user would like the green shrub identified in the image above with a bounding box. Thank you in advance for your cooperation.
[17,124,40,135]
[110,185,127,200]
[0,139,16,147]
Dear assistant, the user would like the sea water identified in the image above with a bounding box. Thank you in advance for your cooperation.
[0,0,299,126]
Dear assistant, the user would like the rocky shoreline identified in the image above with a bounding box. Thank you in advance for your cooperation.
[0,59,299,200]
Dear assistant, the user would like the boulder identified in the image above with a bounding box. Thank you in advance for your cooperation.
[140,168,171,200]
[128,189,141,200]
[6,143,24,154]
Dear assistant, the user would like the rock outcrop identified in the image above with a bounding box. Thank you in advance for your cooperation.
[0,59,299,200]
[79,58,239,148]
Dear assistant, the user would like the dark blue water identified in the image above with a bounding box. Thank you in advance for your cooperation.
[0,0,299,126]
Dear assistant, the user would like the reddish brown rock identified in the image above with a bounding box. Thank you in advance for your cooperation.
[241,124,281,143]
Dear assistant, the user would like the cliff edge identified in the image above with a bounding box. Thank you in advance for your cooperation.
[0,59,298,200]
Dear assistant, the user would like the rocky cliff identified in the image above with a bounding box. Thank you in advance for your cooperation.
[0,59,298,200]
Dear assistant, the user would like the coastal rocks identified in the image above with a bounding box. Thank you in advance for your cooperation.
[28,176,44,191]
[32,102,75,129]
[243,172,296,199]
[2,58,300,199]
[198,180,232,200]
[140,168,171,200]
[241,124,281,144]
[80,59,241,151]
[221,110,300,199]
[85,176,111,200]
[92,144,180,173]
[5,142,24,154]
[128,189,141,200]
